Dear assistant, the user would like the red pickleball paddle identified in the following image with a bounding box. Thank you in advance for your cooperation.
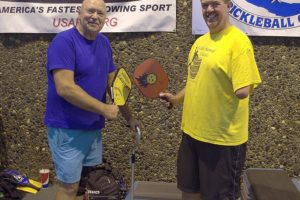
[133,59,168,99]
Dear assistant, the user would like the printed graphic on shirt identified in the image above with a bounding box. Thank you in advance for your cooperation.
[189,46,216,79]
[189,49,201,79]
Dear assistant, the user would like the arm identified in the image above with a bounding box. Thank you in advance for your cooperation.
[159,87,186,108]
[53,69,119,120]
[235,85,251,99]
[173,87,186,105]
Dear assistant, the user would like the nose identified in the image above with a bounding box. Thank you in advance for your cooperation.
[206,4,214,12]
[90,12,98,19]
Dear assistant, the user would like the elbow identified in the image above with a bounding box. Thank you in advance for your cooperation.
[235,90,249,99]
[235,92,249,99]
[56,84,74,98]
[235,89,249,99]
[235,86,250,99]
[56,87,66,97]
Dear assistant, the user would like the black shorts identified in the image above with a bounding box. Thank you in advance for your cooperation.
[177,133,246,200]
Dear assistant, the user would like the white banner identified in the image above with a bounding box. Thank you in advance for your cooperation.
[192,0,300,37]
[0,0,176,33]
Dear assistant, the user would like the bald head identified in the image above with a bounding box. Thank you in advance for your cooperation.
[77,0,107,39]
[81,0,106,11]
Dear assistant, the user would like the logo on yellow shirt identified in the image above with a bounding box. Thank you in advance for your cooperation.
[188,49,201,79]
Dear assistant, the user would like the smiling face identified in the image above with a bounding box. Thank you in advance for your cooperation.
[146,74,157,84]
[201,0,231,34]
[77,0,106,39]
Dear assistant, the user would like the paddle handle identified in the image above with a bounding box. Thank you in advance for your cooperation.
[135,126,141,145]
[110,86,114,103]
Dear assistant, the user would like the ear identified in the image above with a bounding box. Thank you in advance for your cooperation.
[78,4,83,15]
[227,1,231,9]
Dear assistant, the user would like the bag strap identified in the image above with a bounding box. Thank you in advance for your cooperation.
[89,158,113,172]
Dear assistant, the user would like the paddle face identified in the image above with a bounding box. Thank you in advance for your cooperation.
[133,59,168,99]
[112,68,132,106]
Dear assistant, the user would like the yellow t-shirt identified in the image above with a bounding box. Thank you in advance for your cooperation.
[181,25,261,146]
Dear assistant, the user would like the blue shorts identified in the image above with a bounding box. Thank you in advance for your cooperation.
[47,127,102,184]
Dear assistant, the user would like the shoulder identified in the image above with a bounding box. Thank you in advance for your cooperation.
[226,26,254,57]
[51,27,76,45]
[48,28,78,54]
[96,33,113,50]
[190,33,209,50]
[55,27,75,39]
[96,33,111,44]
[230,26,252,46]
[195,32,210,42]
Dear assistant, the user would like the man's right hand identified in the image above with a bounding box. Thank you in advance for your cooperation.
[159,88,186,109]
[159,92,175,109]
[103,104,119,120]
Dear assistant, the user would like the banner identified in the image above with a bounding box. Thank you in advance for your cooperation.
[0,0,176,33]
[192,0,300,37]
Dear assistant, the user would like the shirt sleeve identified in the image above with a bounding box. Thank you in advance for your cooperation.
[46,34,75,73]
[231,47,262,92]
[102,36,117,74]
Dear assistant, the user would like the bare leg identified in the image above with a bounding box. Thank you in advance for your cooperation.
[182,192,202,200]
[56,181,80,200]
[75,195,84,200]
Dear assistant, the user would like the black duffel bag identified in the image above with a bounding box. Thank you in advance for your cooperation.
[80,159,127,200]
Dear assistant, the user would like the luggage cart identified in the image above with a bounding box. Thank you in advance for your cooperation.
[125,127,181,200]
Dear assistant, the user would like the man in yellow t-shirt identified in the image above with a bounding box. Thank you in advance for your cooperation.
[160,0,261,199]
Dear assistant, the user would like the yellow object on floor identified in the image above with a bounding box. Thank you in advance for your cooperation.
[17,186,38,194]
[29,179,42,189]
